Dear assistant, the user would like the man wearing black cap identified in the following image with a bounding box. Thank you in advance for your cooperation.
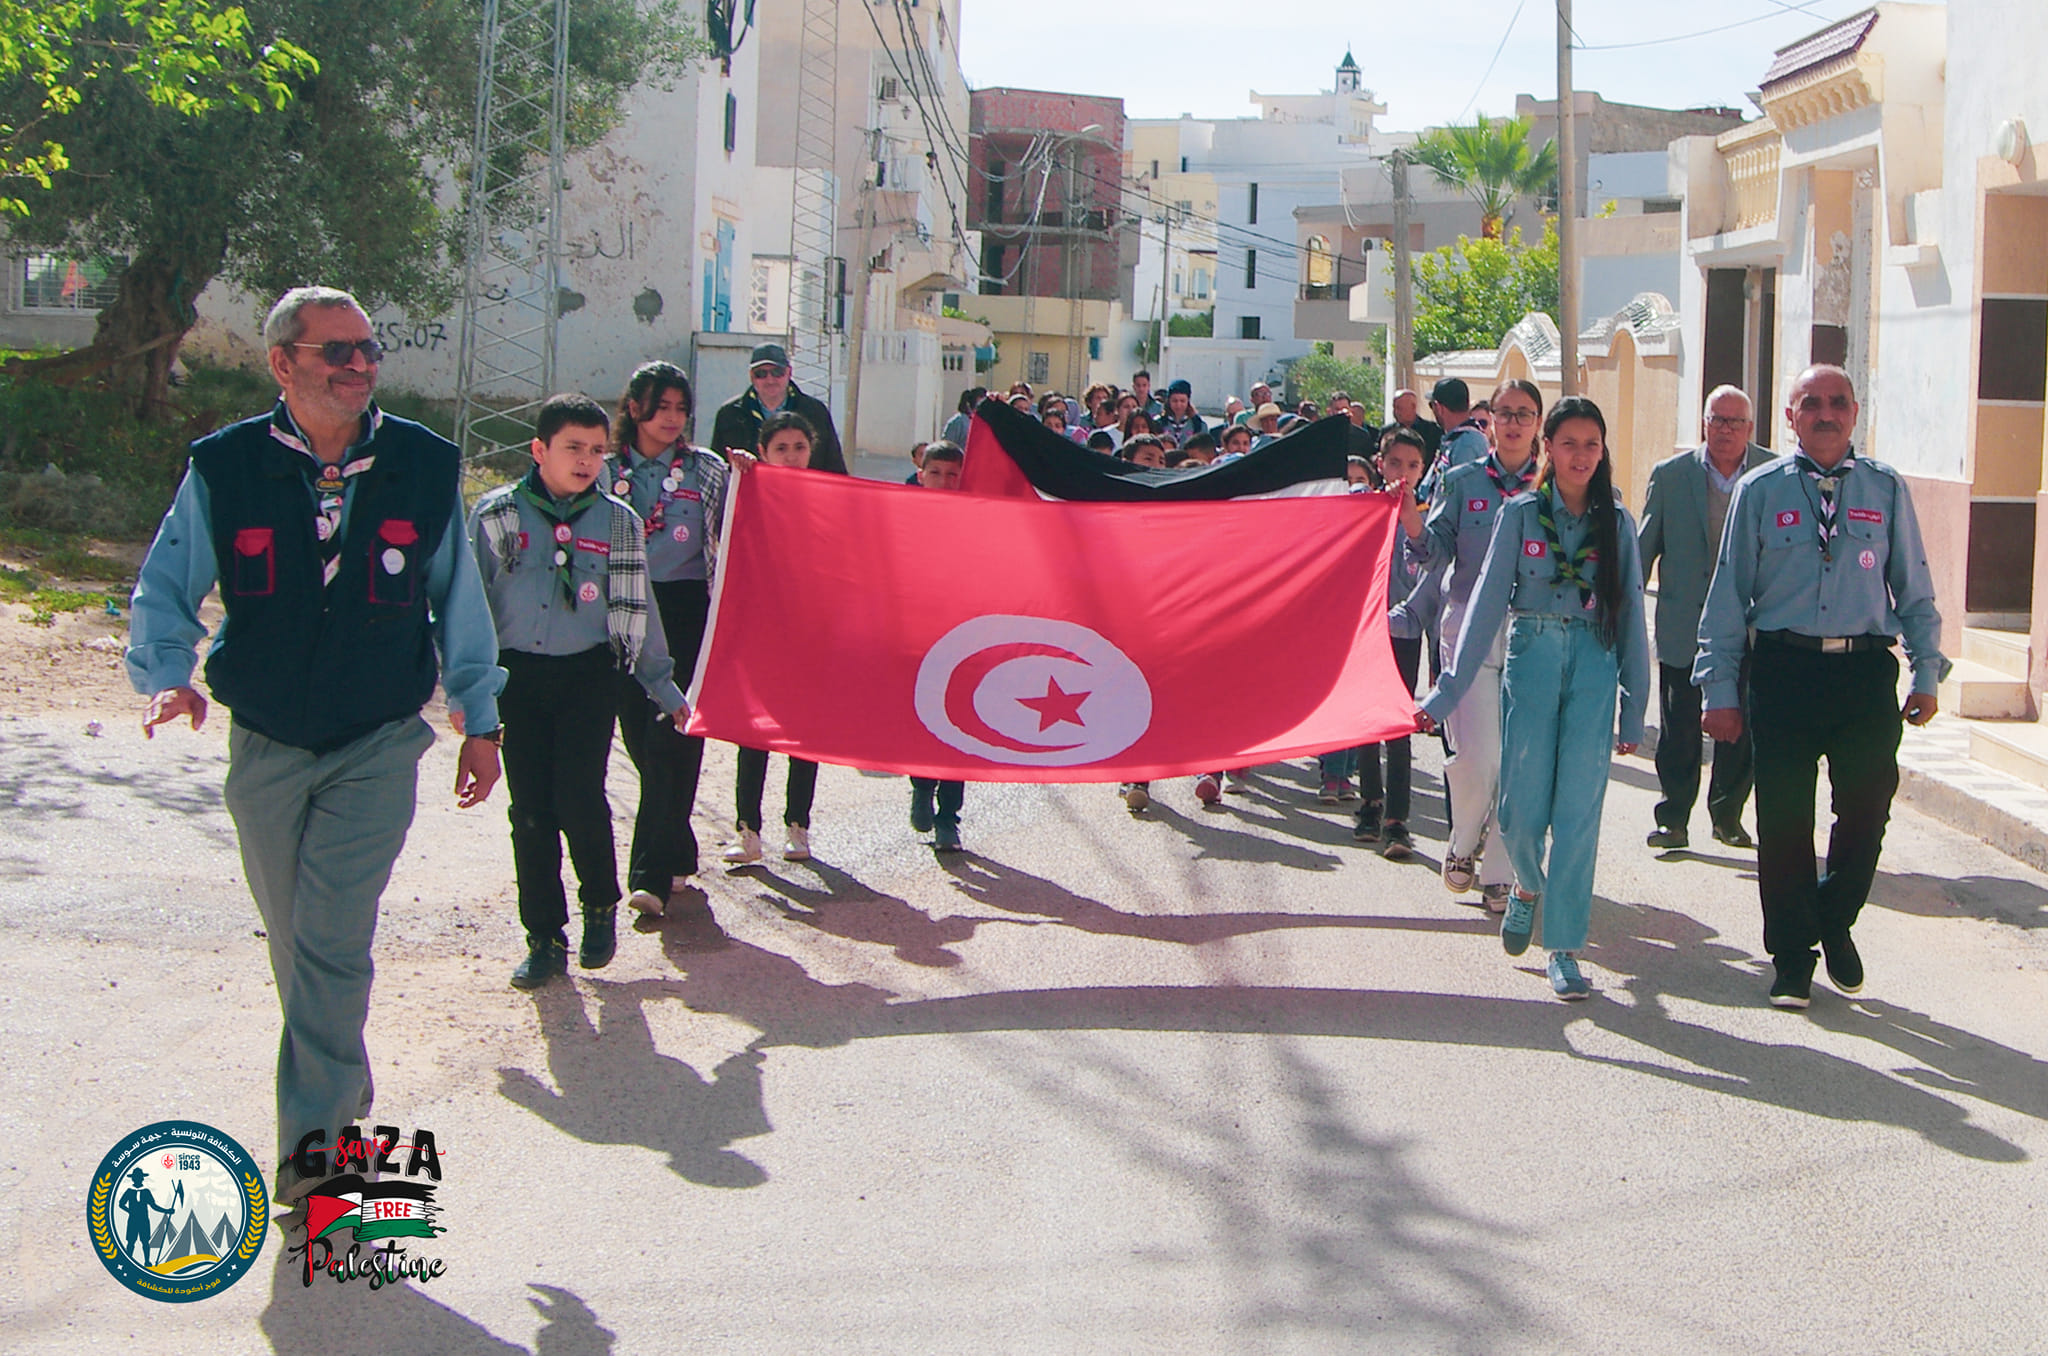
[708,343,847,473]
[1421,377,1489,500]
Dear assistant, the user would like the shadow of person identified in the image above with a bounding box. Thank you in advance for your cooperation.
[1578,895,2034,1162]
[497,979,772,1187]
[1141,797,1349,870]
[938,854,1488,942]
[530,1282,617,1356]
[1871,870,2048,931]
[741,859,984,967]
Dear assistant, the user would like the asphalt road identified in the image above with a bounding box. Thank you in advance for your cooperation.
[4,706,2047,1354]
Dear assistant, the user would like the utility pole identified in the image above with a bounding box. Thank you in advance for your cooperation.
[1556,0,1581,396]
[842,128,880,459]
[1390,149,1415,397]
[1063,139,1084,394]
[1155,209,1172,369]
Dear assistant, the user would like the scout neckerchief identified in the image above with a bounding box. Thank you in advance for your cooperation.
[1482,450,1536,501]
[268,401,381,587]
[514,469,600,607]
[1535,483,1597,611]
[1794,450,1857,562]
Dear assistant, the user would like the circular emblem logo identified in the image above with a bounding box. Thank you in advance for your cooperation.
[1859,548,1877,570]
[613,479,631,496]
[913,615,1152,767]
[578,580,601,604]
[553,523,573,544]
[88,1120,267,1302]
[380,547,405,575]
[671,524,691,543]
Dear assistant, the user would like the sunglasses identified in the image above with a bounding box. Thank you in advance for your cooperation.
[752,365,790,377]
[291,339,386,366]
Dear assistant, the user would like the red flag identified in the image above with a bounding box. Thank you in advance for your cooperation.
[686,468,1416,782]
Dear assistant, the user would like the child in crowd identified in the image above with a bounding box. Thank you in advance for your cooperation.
[470,394,691,989]
[1356,428,1437,859]
[724,411,830,864]
[1418,397,1649,999]
[1122,433,1169,469]
[909,442,969,852]
[1086,429,1119,456]
[905,441,927,485]
[1181,432,1218,465]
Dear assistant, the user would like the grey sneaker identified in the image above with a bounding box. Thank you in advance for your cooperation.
[1548,951,1591,999]
[1480,882,1513,914]
[1442,853,1477,893]
[1501,893,1536,956]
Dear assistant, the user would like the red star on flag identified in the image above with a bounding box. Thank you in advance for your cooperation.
[1014,676,1090,731]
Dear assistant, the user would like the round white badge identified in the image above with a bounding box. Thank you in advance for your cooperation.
[913,615,1153,767]
[553,523,573,543]
[578,580,601,604]
[1859,549,1877,570]
[671,524,690,543]
[553,549,568,566]
[613,479,630,496]
[380,547,405,575]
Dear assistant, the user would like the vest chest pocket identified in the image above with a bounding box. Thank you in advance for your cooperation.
[231,527,275,597]
[369,518,420,606]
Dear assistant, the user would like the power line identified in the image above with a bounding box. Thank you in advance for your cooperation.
[1455,0,1528,124]
[1573,0,1845,51]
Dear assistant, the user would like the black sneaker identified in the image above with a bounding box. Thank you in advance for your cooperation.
[1822,931,1863,994]
[511,933,568,990]
[579,904,617,970]
[934,821,963,853]
[1381,821,1414,860]
[1768,951,1816,1009]
[1352,800,1383,843]
[1645,826,1689,851]
[909,782,936,834]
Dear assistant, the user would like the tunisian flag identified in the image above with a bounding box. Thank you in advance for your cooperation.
[686,468,1415,782]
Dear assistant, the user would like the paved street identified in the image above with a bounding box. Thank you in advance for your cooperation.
[4,706,2047,1354]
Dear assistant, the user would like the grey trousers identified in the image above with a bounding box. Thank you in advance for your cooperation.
[223,714,434,1166]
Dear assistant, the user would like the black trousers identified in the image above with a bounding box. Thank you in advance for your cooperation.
[1654,660,1755,832]
[1749,641,1902,963]
[615,578,710,897]
[501,646,622,940]
[735,748,818,831]
[910,778,965,829]
[1358,634,1424,823]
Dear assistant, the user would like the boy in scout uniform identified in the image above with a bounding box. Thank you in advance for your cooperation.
[1695,365,1949,1009]
[470,394,692,989]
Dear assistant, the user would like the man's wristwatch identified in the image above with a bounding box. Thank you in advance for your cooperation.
[467,726,504,746]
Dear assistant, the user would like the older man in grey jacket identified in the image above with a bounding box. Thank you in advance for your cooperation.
[1638,385,1775,851]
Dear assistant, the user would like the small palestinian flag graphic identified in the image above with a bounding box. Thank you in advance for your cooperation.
[302,1174,443,1242]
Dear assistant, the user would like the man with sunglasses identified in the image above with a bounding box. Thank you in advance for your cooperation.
[1639,384,1775,854]
[126,285,506,1202]
[708,342,847,473]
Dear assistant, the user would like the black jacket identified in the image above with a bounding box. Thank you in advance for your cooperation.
[708,381,847,474]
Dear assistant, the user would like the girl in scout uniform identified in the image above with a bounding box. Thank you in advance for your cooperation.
[1418,396,1651,1000]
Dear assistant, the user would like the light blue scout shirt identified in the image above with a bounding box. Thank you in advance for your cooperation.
[605,444,728,583]
[127,439,505,733]
[1421,420,1490,499]
[1421,491,1652,745]
[468,487,687,716]
[1407,453,1539,642]
[1694,447,1949,710]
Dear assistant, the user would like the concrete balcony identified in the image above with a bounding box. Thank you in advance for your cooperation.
[1714,120,1782,236]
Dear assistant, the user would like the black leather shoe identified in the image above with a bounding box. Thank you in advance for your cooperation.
[1822,931,1863,994]
[1712,822,1756,849]
[1646,826,1689,851]
[511,934,568,989]
[1768,951,1816,1009]
[579,904,617,970]
[933,821,963,853]
[909,782,935,834]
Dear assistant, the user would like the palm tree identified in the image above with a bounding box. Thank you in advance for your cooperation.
[1408,113,1559,240]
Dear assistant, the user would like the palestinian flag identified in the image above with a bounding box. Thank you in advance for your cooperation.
[302,1174,443,1242]
[959,399,1353,501]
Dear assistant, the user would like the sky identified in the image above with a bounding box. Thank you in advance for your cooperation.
[957,0,1934,133]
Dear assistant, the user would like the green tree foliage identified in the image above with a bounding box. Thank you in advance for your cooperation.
[1408,114,1557,240]
[1287,337,1383,411]
[4,0,697,410]
[1410,219,1560,360]
[0,1,315,216]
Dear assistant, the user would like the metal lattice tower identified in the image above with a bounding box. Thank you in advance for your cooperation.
[454,0,569,483]
[786,0,840,400]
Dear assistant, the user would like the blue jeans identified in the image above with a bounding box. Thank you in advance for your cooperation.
[1497,613,1618,953]
[1316,748,1358,781]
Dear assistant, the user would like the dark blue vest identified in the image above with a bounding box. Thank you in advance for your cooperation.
[193,410,458,751]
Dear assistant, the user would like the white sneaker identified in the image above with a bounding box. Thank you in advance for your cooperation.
[625,889,665,918]
[722,829,763,865]
[782,825,812,860]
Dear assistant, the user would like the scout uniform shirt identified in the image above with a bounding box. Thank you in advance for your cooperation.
[469,484,687,715]
[1422,491,1653,746]
[1693,449,1949,711]
[1408,452,1539,654]
[605,443,729,583]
